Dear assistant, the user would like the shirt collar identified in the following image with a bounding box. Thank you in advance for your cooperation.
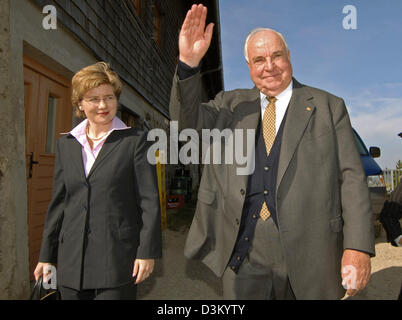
[260,80,293,104]
[66,116,130,143]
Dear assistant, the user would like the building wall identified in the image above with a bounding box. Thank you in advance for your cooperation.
[30,0,190,119]
[16,0,166,128]
[0,0,31,300]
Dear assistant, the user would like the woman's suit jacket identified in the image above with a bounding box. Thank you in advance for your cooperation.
[39,128,162,290]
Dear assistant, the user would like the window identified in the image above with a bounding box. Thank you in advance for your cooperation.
[121,107,143,130]
[45,95,58,153]
[153,5,161,46]
[131,0,141,16]
[353,130,369,156]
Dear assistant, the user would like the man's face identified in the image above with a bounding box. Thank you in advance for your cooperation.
[247,31,293,96]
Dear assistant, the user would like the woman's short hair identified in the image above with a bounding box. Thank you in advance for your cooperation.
[71,62,122,118]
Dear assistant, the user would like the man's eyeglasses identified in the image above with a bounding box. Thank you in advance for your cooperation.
[83,95,116,106]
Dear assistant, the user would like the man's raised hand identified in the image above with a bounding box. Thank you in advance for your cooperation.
[179,4,214,68]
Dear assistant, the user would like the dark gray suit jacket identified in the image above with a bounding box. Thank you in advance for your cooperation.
[170,71,375,299]
[39,127,162,290]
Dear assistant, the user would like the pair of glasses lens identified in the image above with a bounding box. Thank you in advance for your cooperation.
[85,96,116,106]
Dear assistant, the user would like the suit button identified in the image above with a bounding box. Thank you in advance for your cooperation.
[231,265,235,270]
[252,214,257,219]
[237,256,241,261]
[235,218,240,225]
[264,166,269,171]
[244,236,249,241]
[240,189,245,196]
[264,190,269,195]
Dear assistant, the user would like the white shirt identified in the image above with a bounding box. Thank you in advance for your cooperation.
[68,117,130,177]
[260,80,293,134]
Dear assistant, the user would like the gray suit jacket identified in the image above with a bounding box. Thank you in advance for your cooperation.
[170,71,375,299]
[39,128,162,290]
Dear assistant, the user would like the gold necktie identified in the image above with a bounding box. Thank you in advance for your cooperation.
[260,96,277,221]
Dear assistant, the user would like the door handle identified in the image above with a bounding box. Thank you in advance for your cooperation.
[29,152,39,179]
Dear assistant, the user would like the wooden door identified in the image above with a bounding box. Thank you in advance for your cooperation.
[24,57,72,279]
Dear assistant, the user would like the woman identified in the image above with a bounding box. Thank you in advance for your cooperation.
[34,62,162,300]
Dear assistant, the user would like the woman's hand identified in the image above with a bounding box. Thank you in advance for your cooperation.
[33,262,54,282]
[132,259,155,284]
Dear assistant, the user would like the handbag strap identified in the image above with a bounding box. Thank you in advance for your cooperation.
[29,275,44,300]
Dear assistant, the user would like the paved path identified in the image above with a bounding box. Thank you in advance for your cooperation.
[138,209,401,300]
[137,228,222,300]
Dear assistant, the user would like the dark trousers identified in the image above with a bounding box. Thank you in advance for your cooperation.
[59,281,137,300]
[223,217,295,300]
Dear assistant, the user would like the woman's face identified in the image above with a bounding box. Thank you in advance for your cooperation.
[80,84,117,127]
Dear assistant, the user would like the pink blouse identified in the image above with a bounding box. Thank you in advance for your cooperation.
[69,117,130,177]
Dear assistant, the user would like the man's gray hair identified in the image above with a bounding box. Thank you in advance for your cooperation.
[244,28,289,62]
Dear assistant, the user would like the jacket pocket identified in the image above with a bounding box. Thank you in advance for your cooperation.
[330,216,344,232]
[197,188,215,205]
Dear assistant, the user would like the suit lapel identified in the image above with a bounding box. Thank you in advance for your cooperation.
[276,79,315,191]
[67,135,86,180]
[87,130,125,179]
[232,87,260,189]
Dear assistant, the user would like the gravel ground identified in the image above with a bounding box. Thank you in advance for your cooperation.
[347,230,402,300]
[138,207,402,300]
[137,227,222,300]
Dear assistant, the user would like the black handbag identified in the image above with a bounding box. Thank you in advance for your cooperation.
[30,275,60,300]
[379,200,402,247]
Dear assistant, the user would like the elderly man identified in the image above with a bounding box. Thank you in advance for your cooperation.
[170,4,374,299]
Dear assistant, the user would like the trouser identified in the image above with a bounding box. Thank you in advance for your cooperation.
[58,281,137,300]
[223,217,295,300]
